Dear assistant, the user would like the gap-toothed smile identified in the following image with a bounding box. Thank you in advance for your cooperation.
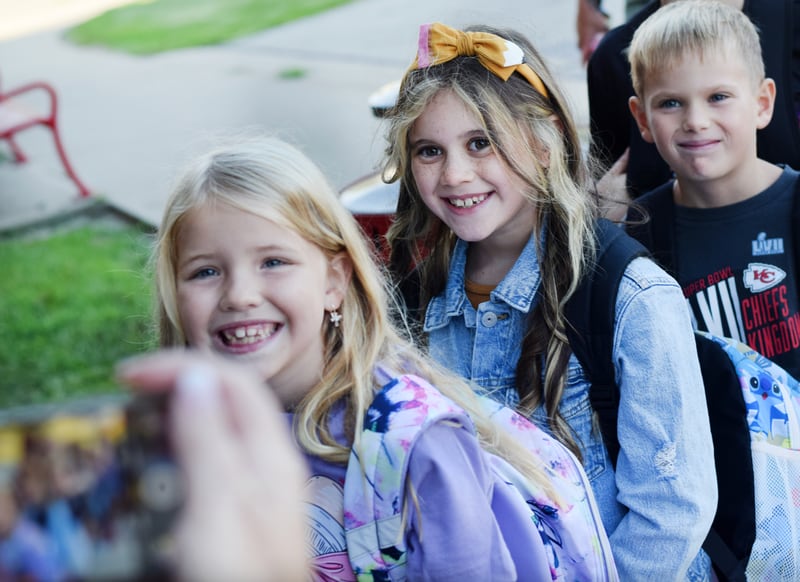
[219,323,278,346]
[448,194,487,208]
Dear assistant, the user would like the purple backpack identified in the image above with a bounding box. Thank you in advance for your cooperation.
[343,371,618,581]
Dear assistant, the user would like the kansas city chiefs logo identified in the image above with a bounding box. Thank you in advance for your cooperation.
[743,263,786,292]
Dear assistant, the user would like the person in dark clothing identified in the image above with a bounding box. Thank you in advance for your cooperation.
[588,0,800,201]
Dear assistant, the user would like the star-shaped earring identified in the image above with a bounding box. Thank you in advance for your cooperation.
[329,308,342,328]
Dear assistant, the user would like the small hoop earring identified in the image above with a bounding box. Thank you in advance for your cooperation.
[328,308,342,328]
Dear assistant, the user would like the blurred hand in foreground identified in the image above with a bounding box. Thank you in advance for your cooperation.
[117,350,309,582]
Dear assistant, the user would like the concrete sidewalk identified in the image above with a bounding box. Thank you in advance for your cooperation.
[0,0,609,232]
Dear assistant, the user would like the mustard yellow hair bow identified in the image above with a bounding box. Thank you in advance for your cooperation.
[412,22,548,99]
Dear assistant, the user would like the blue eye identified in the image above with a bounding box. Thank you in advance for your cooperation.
[659,98,680,109]
[190,267,218,280]
[710,93,728,103]
[263,258,285,268]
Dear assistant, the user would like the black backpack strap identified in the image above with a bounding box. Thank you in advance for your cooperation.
[704,530,746,582]
[565,218,649,466]
[694,334,754,582]
[627,182,678,276]
[794,174,800,288]
[396,265,421,318]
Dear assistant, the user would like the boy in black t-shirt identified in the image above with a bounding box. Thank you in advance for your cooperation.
[626,0,800,379]
[587,0,800,202]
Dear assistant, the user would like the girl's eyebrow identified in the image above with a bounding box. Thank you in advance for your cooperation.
[252,243,295,255]
[179,243,291,265]
[409,129,486,149]
[176,255,215,275]
[178,252,215,266]
[409,137,434,150]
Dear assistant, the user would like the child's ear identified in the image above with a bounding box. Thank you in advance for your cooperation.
[325,252,353,310]
[628,96,655,144]
[755,77,777,130]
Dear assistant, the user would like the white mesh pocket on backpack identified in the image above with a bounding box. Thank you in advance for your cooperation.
[746,439,800,581]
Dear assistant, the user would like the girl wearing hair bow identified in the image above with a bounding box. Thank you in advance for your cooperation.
[386,23,717,580]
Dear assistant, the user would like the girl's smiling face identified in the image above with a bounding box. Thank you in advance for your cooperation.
[174,203,349,409]
[409,89,537,250]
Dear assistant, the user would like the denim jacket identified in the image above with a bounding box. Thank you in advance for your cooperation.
[423,234,717,581]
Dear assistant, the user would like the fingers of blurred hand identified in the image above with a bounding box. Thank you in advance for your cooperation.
[119,349,307,500]
[118,351,309,580]
[204,362,302,477]
[171,361,307,503]
[169,360,308,581]
[116,349,200,394]
[119,349,304,476]
[170,365,238,496]
[581,44,593,66]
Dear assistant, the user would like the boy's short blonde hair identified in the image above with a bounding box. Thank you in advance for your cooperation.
[629,0,764,98]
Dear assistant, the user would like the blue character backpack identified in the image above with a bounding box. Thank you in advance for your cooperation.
[342,371,618,581]
[699,333,800,581]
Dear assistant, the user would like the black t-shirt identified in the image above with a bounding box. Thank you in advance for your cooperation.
[674,168,800,378]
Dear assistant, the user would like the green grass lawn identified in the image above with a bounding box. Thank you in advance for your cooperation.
[0,0,350,408]
[0,222,156,408]
[67,0,355,55]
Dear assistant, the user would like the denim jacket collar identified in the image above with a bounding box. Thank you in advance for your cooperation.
[424,231,542,331]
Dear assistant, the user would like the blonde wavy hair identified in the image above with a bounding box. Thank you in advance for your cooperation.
[153,135,559,498]
[385,25,598,458]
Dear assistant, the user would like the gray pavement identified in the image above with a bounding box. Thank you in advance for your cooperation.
[0,0,616,232]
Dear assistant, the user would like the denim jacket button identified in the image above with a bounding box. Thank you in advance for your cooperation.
[481,312,498,328]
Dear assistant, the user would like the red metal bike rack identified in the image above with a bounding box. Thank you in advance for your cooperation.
[0,76,92,198]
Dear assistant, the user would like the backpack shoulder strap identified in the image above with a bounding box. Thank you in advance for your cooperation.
[343,374,471,580]
[565,218,649,467]
[396,265,422,322]
[693,332,754,581]
[793,174,800,287]
[627,182,678,275]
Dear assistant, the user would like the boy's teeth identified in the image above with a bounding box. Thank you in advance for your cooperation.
[450,195,486,208]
